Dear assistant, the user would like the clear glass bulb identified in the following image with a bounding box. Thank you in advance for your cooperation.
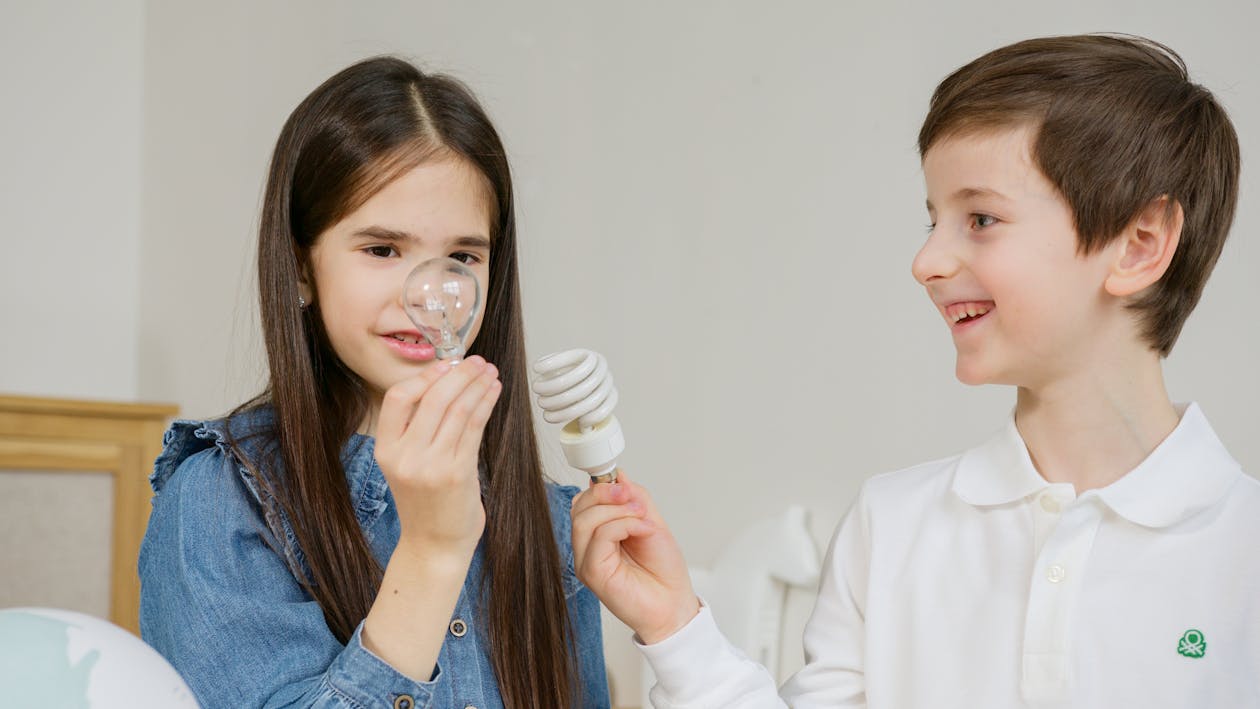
[402,257,482,363]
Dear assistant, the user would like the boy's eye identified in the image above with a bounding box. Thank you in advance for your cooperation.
[365,245,398,258]
[972,214,998,229]
[450,252,482,265]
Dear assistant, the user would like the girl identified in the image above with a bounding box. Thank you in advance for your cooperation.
[139,56,608,708]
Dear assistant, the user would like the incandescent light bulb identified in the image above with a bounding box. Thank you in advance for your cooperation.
[403,257,481,364]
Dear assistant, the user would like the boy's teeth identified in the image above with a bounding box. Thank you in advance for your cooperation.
[952,305,991,322]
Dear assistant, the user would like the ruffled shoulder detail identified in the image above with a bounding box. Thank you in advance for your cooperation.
[150,407,276,501]
[148,407,309,575]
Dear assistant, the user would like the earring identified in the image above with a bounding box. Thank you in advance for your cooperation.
[298,295,307,309]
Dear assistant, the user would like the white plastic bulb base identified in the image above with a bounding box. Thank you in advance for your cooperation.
[559,414,625,483]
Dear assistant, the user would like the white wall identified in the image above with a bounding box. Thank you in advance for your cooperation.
[5,1,1259,706]
[1,1,145,401]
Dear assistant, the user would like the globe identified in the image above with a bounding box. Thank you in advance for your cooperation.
[0,607,199,708]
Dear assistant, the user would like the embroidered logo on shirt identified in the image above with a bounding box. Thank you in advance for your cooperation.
[1177,629,1206,658]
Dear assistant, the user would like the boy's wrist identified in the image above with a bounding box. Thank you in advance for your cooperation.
[638,595,702,645]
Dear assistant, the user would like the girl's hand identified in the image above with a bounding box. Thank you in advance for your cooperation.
[373,355,502,560]
[571,473,701,644]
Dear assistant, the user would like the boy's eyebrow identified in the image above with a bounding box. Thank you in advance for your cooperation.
[351,225,491,249]
[925,187,1010,213]
[952,187,1010,202]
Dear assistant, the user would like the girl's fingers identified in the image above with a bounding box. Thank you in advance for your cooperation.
[455,378,502,461]
[376,361,451,442]
[432,364,498,451]
[572,500,647,567]
[401,356,488,449]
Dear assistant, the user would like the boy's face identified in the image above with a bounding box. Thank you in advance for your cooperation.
[914,125,1117,388]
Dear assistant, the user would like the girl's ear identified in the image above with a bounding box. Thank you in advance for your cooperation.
[297,259,315,308]
[1104,196,1184,298]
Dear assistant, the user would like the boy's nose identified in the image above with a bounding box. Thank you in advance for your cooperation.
[911,231,959,285]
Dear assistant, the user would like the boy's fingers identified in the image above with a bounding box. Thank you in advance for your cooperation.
[571,481,634,517]
[572,501,647,566]
[578,516,655,581]
[376,362,450,442]
[618,475,667,524]
[573,476,667,525]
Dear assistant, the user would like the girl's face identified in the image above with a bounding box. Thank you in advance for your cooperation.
[304,156,493,406]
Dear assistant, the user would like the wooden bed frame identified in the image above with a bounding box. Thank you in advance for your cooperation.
[0,394,178,634]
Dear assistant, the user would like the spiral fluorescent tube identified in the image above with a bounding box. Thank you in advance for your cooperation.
[532,349,625,483]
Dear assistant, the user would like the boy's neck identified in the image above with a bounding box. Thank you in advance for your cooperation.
[1013,352,1179,494]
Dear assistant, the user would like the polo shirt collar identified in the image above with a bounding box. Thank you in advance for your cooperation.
[1093,403,1241,527]
[951,403,1242,528]
[951,417,1048,507]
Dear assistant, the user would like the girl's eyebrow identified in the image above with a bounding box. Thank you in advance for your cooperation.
[351,225,491,250]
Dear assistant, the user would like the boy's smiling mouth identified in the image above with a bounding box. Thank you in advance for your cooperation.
[945,301,995,327]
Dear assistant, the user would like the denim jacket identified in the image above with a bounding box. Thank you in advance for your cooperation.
[139,407,609,708]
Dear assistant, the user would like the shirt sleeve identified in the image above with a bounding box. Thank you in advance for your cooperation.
[636,491,872,709]
[139,446,439,709]
[778,490,870,707]
[638,602,787,708]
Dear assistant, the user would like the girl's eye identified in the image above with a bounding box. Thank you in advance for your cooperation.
[365,245,397,258]
[450,252,482,265]
[972,214,998,229]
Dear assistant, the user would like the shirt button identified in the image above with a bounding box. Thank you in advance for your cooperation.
[393,695,415,709]
[450,618,468,637]
[1046,564,1066,583]
[1039,494,1061,514]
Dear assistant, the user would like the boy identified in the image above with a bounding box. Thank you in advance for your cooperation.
[571,34,1258,707]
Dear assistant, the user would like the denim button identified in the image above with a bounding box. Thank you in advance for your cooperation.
[450,618,468,637]
[393,695,414,709]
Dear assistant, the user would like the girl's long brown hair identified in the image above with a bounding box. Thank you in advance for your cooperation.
[239,56,576,707]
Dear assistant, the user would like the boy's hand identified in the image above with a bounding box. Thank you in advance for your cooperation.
[571,474,701,644]
[374,356,502,561]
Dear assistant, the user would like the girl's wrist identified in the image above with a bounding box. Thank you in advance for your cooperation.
[390,534,477,577]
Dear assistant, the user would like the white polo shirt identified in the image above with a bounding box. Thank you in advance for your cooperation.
[640,403,1260,708]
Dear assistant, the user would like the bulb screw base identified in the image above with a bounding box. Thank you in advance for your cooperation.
[589,469,619,484]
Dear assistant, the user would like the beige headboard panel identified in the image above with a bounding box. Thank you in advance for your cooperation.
[0,395,177,634]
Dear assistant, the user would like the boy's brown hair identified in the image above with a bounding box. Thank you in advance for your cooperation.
[918,34,1240,355]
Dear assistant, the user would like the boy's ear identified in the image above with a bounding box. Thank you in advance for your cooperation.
[1104,196,1184,298]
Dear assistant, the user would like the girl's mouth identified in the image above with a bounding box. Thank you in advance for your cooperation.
[381,333,435,361]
